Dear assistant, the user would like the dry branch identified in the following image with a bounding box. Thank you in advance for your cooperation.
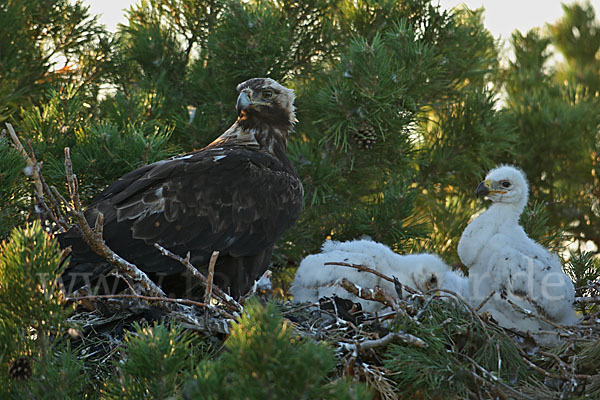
[5,123,43,198]
[575,296,600,304]
[354,331,428,350]
[67,293,235,319]
[325,261,418,295]
[204,251,219,305]
[153,243,242,313]
[475,289,496,312]
[63,147,166,299]
[338,278,399,311]
[5,122,70,231]
[505,297,573,333]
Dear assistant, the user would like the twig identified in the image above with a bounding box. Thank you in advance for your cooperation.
[5,123,43,198]
[475,290,496,312]
[34,192,63,229]
[5,123,70,231]
[422,288,493,341]
[153,243,242,313]
[64,148,81,210]
[63,147,166,299]
[204,251,219,305]
[575,296,600,304]
[505,298,573,333]
[50,185,74,213]
[110,272,139,295]
[353,331,428,351]
[68,293,234,319]
[460,353,533,400]
[39,170,69,230]
[539,350,570,375]
[93,212,104,237]
[338,278,401,313]
[325,261,418,295]
[520,355,592,381]
[174,309,231,335]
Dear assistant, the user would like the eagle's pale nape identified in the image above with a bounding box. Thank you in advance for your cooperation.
[59,78,304,299]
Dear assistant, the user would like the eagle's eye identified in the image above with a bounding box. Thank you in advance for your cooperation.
[262,90,273,99]
[500,181,511,188]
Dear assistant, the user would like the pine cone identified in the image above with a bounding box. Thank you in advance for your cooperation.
[352,122,377,150]
[9,357,32,380]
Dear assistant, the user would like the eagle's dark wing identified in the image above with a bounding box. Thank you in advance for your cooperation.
[60,145,303,296]
[60,77,303,298]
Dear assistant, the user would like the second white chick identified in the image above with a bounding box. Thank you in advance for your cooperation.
[291,239,462,312]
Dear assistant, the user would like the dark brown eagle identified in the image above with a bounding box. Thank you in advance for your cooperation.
[59,78,304,299]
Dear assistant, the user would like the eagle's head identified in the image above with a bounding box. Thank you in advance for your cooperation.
[476,165,529,209]
[235,78,296,131]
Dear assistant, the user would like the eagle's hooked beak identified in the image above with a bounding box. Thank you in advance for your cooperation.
[476,179,491,198]
[236,90,252,115]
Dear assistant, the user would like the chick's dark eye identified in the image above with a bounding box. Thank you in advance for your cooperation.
[262,90,273,99]
[501,181,511,188]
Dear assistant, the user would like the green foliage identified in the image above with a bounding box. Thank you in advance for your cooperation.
[1,0,599,396]
[550,2,600,96]
[0,0,111,122]
[503,27,600,256]
[103,322,197,399]
[62,122,176,201]
[0,136,27,237]
[2,345,87,400]
[288,3,504,262]
[183,0,336,148]
[385,299,529,398]
[0,221,74,393]
[184,299,371,400]
[519,200,566,250]
[564,250,600,313]
[17,86,92,153]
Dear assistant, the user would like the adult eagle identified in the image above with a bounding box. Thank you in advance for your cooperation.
[59,78,304,299]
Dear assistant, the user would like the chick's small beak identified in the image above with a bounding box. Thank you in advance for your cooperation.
[236,90,251,115]
[476,180,491,198]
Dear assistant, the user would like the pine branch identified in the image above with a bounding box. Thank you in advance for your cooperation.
[63,147,166,299]
[460,353,533,400]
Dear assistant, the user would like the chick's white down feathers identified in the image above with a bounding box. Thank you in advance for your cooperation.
[291,239,468,312]
[458,165,577,334]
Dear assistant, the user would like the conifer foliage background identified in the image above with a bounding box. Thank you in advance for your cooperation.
[1,0,599,398]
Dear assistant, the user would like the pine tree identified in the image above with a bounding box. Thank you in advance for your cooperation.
[502,14,600,260]
[0,221,83,398]
[1,0,599,397]
[550,1,600,96]
[103,322,199,399]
